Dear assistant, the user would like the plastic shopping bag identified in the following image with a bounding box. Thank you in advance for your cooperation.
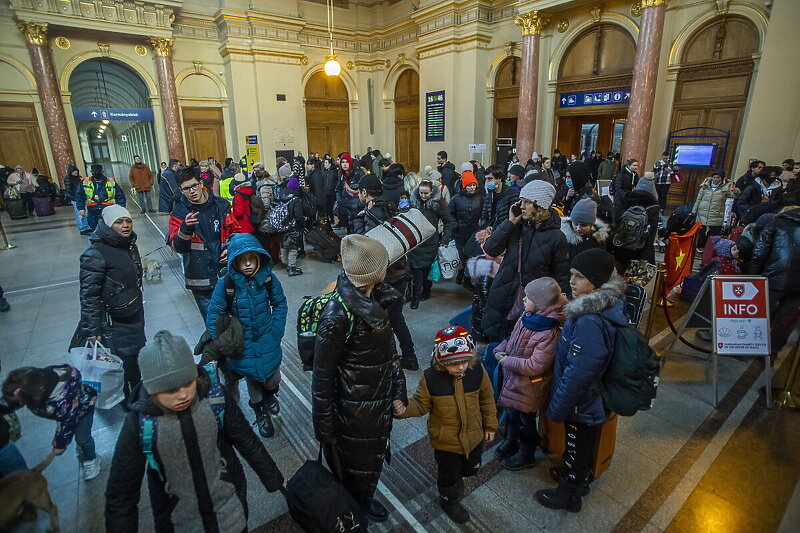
[70,341,125,409]
[437,241,461,280]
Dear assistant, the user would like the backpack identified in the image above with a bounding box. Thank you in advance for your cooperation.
[296,292,354,371]
[612,206,651,250]
[596,325,661,416]
[140,362,225,481]
[266,201,290,232]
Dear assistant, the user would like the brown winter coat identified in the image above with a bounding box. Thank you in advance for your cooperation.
[398,360,497,456]
[129,163,154,191]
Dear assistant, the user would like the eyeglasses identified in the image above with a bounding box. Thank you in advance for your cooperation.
[180,182,202,192]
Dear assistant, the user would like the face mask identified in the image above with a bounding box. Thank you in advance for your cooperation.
[566,179,574,188]
[486,181,498,191]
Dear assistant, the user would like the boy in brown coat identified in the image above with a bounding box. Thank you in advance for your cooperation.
[394,325,497,524]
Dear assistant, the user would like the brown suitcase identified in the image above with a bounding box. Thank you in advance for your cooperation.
[539,412,618,479]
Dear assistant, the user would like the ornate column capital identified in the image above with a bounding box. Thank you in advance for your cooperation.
[148,37,174,57]
[17,21,48,45]
[515,10,551,36]
[641,0,668,7]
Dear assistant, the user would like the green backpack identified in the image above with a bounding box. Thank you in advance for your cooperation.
[296,292,354,371]
[596,325,662,416]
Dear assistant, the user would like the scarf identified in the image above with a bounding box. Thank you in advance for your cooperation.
[521,312,561,332]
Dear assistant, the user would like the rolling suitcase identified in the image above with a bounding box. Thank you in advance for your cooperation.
[539,412,618,479]
[33,196,55,216]
[306,222,341,263]
[5,198,28,219]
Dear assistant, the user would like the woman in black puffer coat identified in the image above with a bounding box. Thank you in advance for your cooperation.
[70,206,145,404]
[408,180,456,308]
[449,171,484,287]
[313,236,407,521]
[305,156,327,220]
[481,181,570,341]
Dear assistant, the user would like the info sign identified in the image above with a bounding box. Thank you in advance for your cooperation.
[712,277,770,356]
[425,91,445,142]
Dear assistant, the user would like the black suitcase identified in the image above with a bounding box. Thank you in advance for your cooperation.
[5,198,28,219]
[306,223,341,263]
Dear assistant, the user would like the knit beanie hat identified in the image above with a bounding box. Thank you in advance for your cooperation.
[233,172,246,183]
[461,171,478,188]
[524,277,560,312]
[340,234,389,287]
[90,163,104,176]
[460,162,474,173]
[286,177,300,191]
[357,173,382,191]
[571,249,615,289]
[508,164,526,179]
[101,204,131,227]
[433,326,475,366]
[636,175,657,199]
[519,180,556,208]
[424,166,442,182]
[139,331,198,395]
[570,198,597,225]
[339,153,354,170]
[567,161,589,191]
[712,236,735,259]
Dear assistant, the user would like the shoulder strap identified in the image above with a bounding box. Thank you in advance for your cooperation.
[331,291,355,340]
[140,415,165,481]
[224,273,236,312]
[202,361,226,426]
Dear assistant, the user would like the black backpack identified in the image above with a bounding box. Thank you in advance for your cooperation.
[595,324,661,416]
[612,206,651,250]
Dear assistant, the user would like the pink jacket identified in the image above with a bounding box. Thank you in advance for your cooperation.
[496,306,561,413]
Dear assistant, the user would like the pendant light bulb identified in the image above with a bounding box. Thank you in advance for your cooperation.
[324,54,341,76]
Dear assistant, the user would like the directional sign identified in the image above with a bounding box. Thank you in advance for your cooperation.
[558,89,631,108]
[73,108,154,121]
[712,277,770,355]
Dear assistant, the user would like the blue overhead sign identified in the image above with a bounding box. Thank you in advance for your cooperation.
[72,108,154,121]
[559,89,631,108]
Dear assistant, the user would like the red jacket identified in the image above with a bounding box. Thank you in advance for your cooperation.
[232,185,255,233]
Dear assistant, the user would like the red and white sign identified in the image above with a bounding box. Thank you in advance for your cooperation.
[712,277,770,356]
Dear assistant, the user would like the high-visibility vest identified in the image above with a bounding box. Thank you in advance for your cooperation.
[219,177,235,202]
[83,177,117,207]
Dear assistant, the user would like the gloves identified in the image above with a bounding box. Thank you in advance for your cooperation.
[179,221,195,235]
[494,351,506,365]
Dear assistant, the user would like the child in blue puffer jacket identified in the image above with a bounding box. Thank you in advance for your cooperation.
[206,233,288,439]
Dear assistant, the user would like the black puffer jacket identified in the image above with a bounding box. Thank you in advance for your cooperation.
[480,185,518,229]
[312,274,407,503]
[481,210,570,340]
[439,161,459,196]
[381,173,407,209]
[352,196,392,235]
[71,220,144,353]
[63,165,82,202]
[611,166,639,221]
[449,189,484,248]
[408,185,456,269]
[750,209,800,292]
[105,368,284,533]
[307,169,327,211]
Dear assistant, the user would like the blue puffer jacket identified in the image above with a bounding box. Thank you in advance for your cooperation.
[548,276,628,425]
[206,233,288,381]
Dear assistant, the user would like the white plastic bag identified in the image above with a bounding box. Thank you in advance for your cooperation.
[70,341,125,409]
[438,241,461,280]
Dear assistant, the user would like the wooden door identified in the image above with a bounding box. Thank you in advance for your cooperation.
[0,102,50,178]
[182,107,226,163]
[394,69,420,171]
[304,72,350,157]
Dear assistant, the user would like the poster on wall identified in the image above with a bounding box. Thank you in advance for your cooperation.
[425,90,445,142]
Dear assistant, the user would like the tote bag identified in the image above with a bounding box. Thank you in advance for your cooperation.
[365,208,436,265]
[70,341,125,409]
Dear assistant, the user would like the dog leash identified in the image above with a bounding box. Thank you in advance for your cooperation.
[141,244,167,258]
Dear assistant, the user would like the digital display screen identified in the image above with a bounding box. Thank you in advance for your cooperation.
[674,144,715,166]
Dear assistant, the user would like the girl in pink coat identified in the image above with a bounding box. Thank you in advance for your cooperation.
[493,277,565,471]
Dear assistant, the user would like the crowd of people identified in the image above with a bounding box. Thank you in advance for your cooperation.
[0,144,799,530]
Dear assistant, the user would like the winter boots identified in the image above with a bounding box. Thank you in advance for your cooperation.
[550,466,591,496]
[501,439,537,471]
[493,424,519,461]
[439,485,470,524]
[250,400,274,438]
[364,499,389,522]
[535,481,583,513]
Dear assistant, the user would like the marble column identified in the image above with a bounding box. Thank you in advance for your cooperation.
[621,0,667,166]
[149,37,186,163]
[514,11,550,165]
[18,21,75,185]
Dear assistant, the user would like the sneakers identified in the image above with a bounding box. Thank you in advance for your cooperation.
[287,267,304,277]
[82,458,100,480]
[0,297,9,312]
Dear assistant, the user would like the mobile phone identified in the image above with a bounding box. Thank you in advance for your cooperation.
[511,203,522,217]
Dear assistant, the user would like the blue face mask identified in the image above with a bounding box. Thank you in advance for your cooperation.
[486,181,498,190]
[566,178,574,188]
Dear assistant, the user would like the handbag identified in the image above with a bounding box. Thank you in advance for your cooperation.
[365,208,436,265]
[285,445,368,533]
[437,240,460,280]
[69,341,125,409]
[506,239,526,321]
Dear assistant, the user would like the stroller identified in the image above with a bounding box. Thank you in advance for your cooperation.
[658,203,696,253]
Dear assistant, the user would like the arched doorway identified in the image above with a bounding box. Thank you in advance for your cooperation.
[493,56,520,165]
[68,58,157,183]
[554,24,635,160]
[667,16,759,205]
[394,69,420,172]
[304,71,350,157]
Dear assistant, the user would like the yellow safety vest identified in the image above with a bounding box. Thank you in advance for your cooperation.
[220,177,235,202]
[83,177,117,207]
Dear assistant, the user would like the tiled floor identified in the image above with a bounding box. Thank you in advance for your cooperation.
[1,204,798,532]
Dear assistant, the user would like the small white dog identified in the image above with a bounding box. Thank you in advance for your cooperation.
[141,257,162,280]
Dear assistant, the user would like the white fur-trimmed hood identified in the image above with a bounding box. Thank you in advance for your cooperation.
[564,275,626,321]
[560,217,611,246]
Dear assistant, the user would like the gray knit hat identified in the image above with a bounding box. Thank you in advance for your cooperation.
[570,198,597,225]
[524,277,560,312]
[139,331,197,395]
[636,176,657,199]
[519,180,556,208]
[341,234,389,287]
